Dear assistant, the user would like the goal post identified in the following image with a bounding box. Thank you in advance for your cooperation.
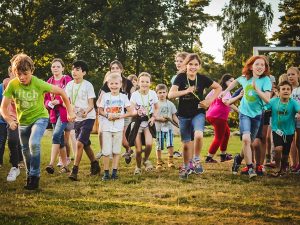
[253,46,300,55]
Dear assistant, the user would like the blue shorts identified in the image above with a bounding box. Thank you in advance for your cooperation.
[239,113,262,141]
[156,130,174,150]
[74,119,95,147]
[178,113,205,143]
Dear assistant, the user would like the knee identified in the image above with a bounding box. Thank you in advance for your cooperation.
[194,131,203,140]
[242,137,251,146]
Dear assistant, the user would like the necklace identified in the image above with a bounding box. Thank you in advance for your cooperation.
[186,74,200,100]
[140,91,150,117]
[71,80,83,104]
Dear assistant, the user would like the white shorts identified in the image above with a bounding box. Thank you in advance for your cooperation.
[102,131,123,156]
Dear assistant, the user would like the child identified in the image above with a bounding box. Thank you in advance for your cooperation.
[128,72,159,175]
[65,60,100,181]
[98,72,133,180]
[127,74,138,91]
[168,53,222,179]
[44,58,72,174]
[2,66,24,182]
[155,84,179,170]
[288,67,300,173]
[205,74,242,163]
[0,53,75,190]
[171,52,189,84]
[265,81,300,176]
[220,55,272,178]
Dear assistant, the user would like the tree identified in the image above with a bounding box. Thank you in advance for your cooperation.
[217,0,273,76]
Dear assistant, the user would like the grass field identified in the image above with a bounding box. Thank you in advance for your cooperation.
[0,133,300,225]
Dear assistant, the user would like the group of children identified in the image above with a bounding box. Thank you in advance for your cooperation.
[0,52,300,190]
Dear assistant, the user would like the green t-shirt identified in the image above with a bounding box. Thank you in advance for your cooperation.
[3,76,52,125]
[266,97,300,135]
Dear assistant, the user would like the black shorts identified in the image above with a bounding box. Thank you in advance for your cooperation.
[272,131,294,156]
[74,119,95,147]
[263,110,271,126]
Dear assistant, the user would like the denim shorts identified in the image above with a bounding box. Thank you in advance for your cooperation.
[239,113,262,141]
[178,113,205,143]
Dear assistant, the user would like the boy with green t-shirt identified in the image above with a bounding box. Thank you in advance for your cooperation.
[0,53,75,190]
[265,81,300,176]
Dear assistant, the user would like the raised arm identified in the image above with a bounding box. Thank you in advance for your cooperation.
[168,85,195,99]
[219,79,239,98]
[199,81,222,109]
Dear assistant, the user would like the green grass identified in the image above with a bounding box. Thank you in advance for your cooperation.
[0,133,300,225]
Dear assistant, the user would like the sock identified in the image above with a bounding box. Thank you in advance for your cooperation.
[189,160,193,168]
[72,165,79,173]
[247,164,253,169]
[104,170,109,176]
[112,168,118,175]
[220,151,226,155]
[184,163,189,170]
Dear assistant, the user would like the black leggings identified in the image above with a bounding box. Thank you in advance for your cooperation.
[7,127,22,167]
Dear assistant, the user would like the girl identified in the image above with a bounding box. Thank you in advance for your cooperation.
[221,55,272,178]
[129,72,159,175]
[171,52,188,84]
[168,53,222,179]
[127,74,138,90]
[44,58,72,174]
[205,74,242,163]
[288,67,300,173]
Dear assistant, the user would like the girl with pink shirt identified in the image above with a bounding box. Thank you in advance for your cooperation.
[205,74,243,163]
[44,58,72,174]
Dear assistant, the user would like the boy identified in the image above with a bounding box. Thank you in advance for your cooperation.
[265,81,300,176]
[65,60,100,181]
[0,53,75,190]
[98,72,133,180]
[155,84,179,170]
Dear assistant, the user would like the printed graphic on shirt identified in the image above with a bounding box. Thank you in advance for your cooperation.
[15,89,39,109]
[244,84,256,102]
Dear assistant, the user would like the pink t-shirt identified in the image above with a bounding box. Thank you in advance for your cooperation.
[206,90,231,120]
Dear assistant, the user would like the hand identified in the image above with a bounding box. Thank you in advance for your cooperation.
[296,113,300,121]
[252,78,257,90]
[51,99,60,106]
[186,86,195,94]
[67,112,76,122]
[239,90,244,97]
[148,116,155,126]
[161,116,168,122]
[81,110,88,118]
[9,121,18,130]
[199,99,211,109]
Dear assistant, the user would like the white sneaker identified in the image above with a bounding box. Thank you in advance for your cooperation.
[143,160,153,172]
[7,167,20,182]
[134,167,142,175]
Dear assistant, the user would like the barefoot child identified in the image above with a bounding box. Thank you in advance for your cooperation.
[155,84,179,170]
[0,53,75,190]
[98,72,133,180]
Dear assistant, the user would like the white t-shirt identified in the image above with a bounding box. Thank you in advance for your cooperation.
[130,90,158,127]
[65,80,96,121]
[100,93,131,132]
[155,100,177,132]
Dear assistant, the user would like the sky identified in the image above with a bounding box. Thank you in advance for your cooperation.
[200,0,284,63]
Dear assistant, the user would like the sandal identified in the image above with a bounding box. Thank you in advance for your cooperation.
[45,165,55,174]
[59,166,70,174]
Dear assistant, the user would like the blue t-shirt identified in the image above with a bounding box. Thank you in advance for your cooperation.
[266,98,300,135]
[0,83,6,124]
[237,75,272,118]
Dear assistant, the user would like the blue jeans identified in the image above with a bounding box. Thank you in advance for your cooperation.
[52,116,67,147]
[239,113,262,141]
[178,113,205,143]
[19,118,49,177]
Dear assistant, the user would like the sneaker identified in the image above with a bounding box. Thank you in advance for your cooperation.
[232,154,242,175]
[156,161,163,170]
[256,165,264,176]
[248,168,257,178]
[193,160,204,174]
[59,166,70,174]
[102,174,110,181]
[7,167,20,182]
[240,166,249,175]
[69,166,78,181]
[143,160,153,172]
[205,157,218,163]
[111,173,118,180]
[95,151,103,159]
[179,167,188,180]
[90,161,100,176]
[56,159,63,167]
[24,176,39,190]
[187,164,195,175]
[134,167,142,175]
[291,164,300,173]
[123,152,132,164]
[173,151,182,157]
[45,165,55,174]
[220,153,233,162]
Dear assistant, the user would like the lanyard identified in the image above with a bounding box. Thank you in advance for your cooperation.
[71,81,83,104]
[187,75,200,100]
[140,92,150,117]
